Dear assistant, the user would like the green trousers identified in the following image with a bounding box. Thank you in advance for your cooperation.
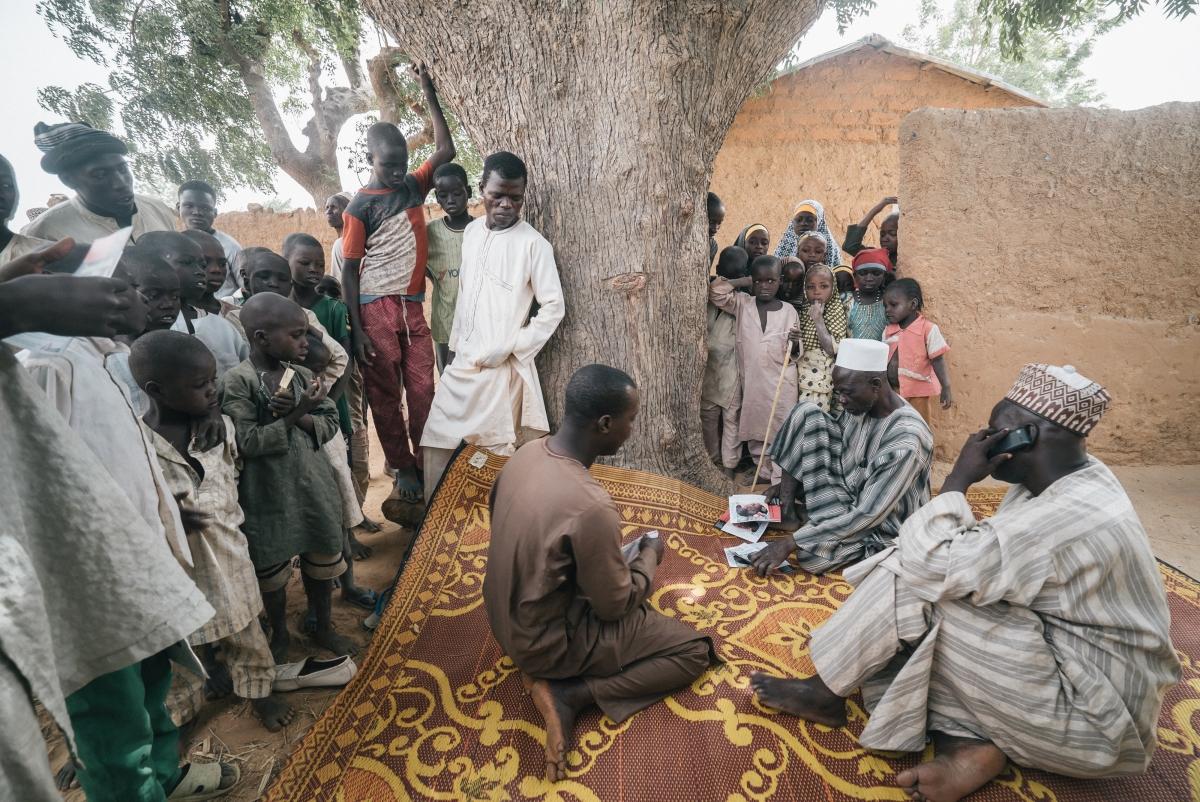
[65,650,182,802]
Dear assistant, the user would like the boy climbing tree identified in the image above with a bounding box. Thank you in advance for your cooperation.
[341,64,456,505]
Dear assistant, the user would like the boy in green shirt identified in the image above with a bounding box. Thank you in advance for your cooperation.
[426,162,473,374]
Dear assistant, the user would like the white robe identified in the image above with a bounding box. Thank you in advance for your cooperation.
[421,219,564,452]
[21,193,177,244]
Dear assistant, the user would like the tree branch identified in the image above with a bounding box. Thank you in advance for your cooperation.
[366,46,432,148]
[215,3,308,178]
[341,43,364,90]
[367,46,406,123]
[292,28,326,151]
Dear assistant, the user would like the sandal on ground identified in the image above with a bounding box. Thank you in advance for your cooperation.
[343,587,379,611]
[167,761,240,801]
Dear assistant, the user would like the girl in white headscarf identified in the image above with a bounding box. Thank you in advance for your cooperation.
[774,198,840,267]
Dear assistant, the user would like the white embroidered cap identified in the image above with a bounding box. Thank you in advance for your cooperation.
[834,339,888,373]
[1005,363,1111,436]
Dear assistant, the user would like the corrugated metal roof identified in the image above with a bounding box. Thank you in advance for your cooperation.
[775,34,1050,107]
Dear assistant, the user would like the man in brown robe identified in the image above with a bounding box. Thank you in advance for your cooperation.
[484,364,713,782]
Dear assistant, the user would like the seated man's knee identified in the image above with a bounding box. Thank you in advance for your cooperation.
[680,638,714,676]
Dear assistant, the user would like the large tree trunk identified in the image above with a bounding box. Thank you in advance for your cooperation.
[366,1,823,489]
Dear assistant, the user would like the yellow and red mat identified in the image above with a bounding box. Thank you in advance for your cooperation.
[266,446,1200,801]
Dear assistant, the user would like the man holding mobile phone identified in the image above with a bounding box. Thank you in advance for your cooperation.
[483,364,713,784]
[750,363,1179,802]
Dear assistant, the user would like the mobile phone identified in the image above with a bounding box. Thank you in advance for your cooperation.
[987,424,1037,459]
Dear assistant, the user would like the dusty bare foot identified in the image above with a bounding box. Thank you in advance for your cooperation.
[519,671,535,695]
[269,627,290,665]
[251,693,296,732]
[356,517,383,533]
[55,759,78,791]
[750,673,847,727]
[348,534,373,560]
[314,625,359,657]
[527,677,591,782]
[895,734,1008,802]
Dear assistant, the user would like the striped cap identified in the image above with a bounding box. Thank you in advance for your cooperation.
[33,121,128,174]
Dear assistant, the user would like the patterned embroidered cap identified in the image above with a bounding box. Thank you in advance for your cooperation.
[1005,364,1111,436]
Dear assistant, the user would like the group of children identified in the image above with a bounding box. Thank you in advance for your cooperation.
[702,192,951,479]
[0,71,483,795]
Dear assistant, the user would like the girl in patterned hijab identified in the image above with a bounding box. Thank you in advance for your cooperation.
[795,264,849,412]
[774,198,840,267]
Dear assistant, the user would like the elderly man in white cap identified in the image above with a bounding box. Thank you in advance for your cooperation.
[751,338,934,575]
[751,363,1180,802]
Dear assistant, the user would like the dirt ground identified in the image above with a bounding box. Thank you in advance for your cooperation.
[45,444,1200,800]
[47,425,416,801]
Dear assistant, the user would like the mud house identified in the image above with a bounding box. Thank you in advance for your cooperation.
[710,34,1046,251]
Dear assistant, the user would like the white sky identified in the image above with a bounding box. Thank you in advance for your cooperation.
[2,1,1198,221]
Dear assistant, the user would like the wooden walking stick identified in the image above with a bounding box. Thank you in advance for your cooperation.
[745,341,795,493]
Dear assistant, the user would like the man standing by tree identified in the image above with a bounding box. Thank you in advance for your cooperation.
[177,180,244,299]
[23,122,177,244]
[420,151,565,501]
[341,66,455,505]
[325,192,351,277]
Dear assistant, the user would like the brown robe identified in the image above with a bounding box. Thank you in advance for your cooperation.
[483,438,712,722]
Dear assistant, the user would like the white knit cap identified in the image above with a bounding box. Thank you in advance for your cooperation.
[834,339,888,372]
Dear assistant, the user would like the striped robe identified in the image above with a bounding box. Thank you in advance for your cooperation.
[811,458,1180,776]
[770,401,933,573]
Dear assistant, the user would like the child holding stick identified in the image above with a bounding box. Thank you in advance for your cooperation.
[220,293,356,661]
[708,255,801,483]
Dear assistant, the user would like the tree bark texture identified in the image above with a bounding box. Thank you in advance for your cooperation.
[365,0,824,489]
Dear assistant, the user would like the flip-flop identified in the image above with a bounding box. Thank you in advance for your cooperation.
[167,761,240,801]
[343,588,379,611]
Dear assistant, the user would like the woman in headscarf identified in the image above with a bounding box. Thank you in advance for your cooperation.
[0,154,53,268]
[733,223,770,262]
[774,199,840,267]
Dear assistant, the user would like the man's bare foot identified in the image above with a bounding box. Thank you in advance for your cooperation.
[314,626,358,657]
[750,673,847,727]
[896,734,1007,802]
[55,759,78,791]
[269,628,290,664]
[392,466,423,504]
[356,517,383,534]
[527,677,593,782]
[348,532,373,560]
[203,661,233,699]
[251,693,296,732]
